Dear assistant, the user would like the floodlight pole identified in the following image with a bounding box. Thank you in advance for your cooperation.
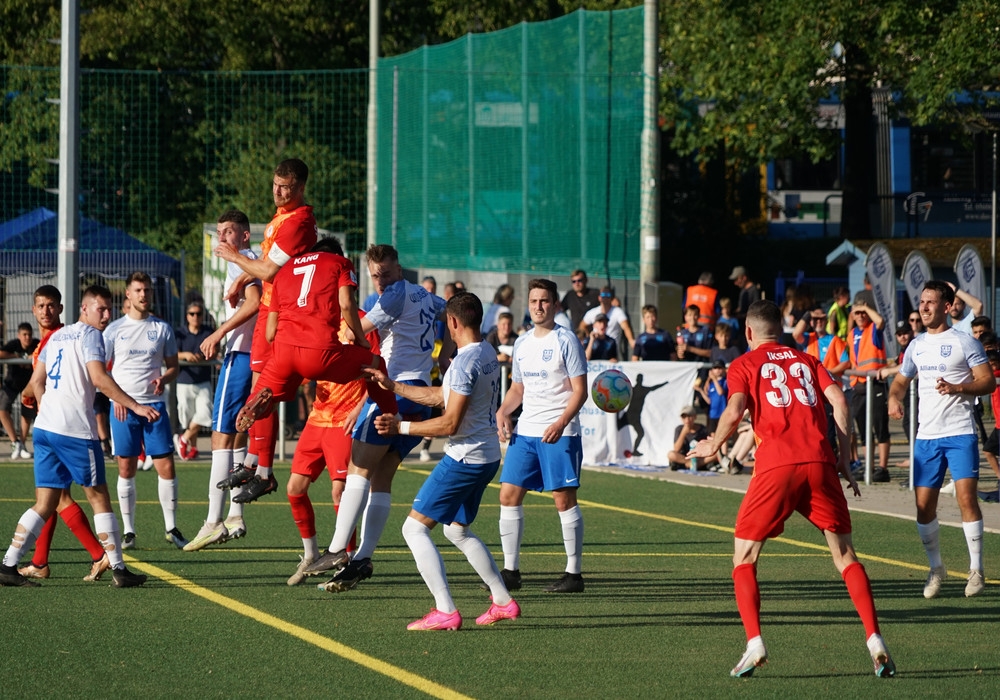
[58,0,81,312]
[366,3,380,251]
[639,0,660,308]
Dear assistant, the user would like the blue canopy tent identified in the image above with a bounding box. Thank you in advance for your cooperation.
[0,207,181,280]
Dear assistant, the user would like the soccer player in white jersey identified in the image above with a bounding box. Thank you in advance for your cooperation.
[496,278,589,593]
[889,280,995,598]
[0,285,155,588]
[362,292,520,629]
[304,243,445,589]
[105,271,187,550]
[184,210,260,551]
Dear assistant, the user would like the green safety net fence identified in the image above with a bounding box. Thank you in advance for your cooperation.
[375,6,645,276]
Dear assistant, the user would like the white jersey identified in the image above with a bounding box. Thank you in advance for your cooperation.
[104,315,177,404]
[511,324,588,437]
[34,321,105,439]
[442,341,502,464]
[366,279,446,383]
[583,305,629,340]
[900,327,988,439]
[225,248,260,354]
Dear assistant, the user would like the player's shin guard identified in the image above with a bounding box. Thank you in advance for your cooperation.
[288,492,316,539]
[962,520,984,571]
[445,523,511,606]
[93,512,123,569]
[331,474,369,553]
[403,517,456,613]
[355,491,391,560]
[118,476,136,534]
[158,477,178,532]
[60,502,105,561]
[842,562,880,638]
[3,509,46,568]
[208,450,232,523]
[732,562,762,641]
[499,505,524,571]
[558,505,583,575]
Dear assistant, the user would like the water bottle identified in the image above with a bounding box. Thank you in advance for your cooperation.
[689,438,699,471]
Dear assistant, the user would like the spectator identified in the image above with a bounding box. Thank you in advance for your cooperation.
[792,309,850,377]
[0,322,38,459]
[717,297,741,343]
[486,312,518,364]
[827,286,851,341]
[631,304,677,361]
[947,282,983,335]
[421,276,437,295]
[676,305,714,363]
[980,350,1000,502]
[710,324,741,366]
[582,286,635,352]
[481,284,515,335]
[847,298,890,482]
[668,406,718,471]
[585,314,618,362]
[684,271,719,328]
[174,302,214,460]
[695,360,729,436]
[729,266,762,327]
[561,269,601,331]
[879,320,917,449]
[971,315,991,340]
[906,309,926,335]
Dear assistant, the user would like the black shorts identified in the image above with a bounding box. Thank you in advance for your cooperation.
[94,392,110,414]
[985,428,999,456]
[850,380,890,444]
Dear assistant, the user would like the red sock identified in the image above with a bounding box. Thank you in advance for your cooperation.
[60,502,105,561]
[287,492,316,539]
[334,503,358,553]
[842,562,880,638]
[30,514,58,567]
[732,563,761,641]
[254,412,278,469]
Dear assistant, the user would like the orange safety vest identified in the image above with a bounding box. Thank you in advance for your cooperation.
[685,284,718,327]
[806,333,848,374]
[847,325,887,387]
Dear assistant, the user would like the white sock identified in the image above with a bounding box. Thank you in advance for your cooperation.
[93,512,123,569]
[209,449,231,523]
[402,517,455,613]
[917,519,943,569]
[558,505,584,575]
[2,509,45,568]
[303,536,319,561]
[255,464,272,479]
[963,520,984,571]
[354,491,392,560]
[499,505,524,571]
[234,445,248,466]
[242,451,258,469]
[118,476,136,534]
[444,523,511,606]
[330,474,370,552]
[158,477,177,532]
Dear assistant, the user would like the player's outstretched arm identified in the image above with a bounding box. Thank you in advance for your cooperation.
[375,391,470,438]
[201,283,261,359]
[86,360,160,422]
[690,392,745,460]
[362,367,443,407]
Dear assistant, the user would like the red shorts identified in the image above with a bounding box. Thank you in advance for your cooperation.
[290,421,352,482]
[734,462,852,542]
[250,308,272,373]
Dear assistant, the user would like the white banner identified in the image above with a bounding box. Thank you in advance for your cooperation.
[900,250,931,312]
[581,361,701,468]
[955,244,986,306]
[865,242,897,357]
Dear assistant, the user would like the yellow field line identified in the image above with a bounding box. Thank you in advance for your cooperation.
[123,558,472,700]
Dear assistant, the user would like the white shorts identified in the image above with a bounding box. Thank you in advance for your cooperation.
[176,381,213,429]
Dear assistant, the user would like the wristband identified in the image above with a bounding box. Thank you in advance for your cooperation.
[399,421,411,435]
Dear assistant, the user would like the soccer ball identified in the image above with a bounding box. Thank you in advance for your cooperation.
[591,369,633,413]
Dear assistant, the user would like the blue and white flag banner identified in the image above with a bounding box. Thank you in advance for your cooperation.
[865,242,897,358]
[954,244,986,306]
[581,361,701,468]
[901,250,931,312]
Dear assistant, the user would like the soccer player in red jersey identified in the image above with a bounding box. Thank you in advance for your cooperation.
[690,300,895,679]
[234,238,398,480]
[284,310,380,585]
[214,159,318,500]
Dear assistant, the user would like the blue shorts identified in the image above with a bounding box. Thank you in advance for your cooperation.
[352,380,431,459]
[33,428,106,489]
[110,400,173,457]
[412,454,500,525]
[913,434,979,489]
[500,434,583,492]
[213,352,253,434]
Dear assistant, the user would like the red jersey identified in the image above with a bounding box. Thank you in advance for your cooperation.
[992,369,1000,427]
[32,324,64,368]
[260,204,317,308]
[726,342,837,471]
[308,317,381,428]
[271,251,358,350]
